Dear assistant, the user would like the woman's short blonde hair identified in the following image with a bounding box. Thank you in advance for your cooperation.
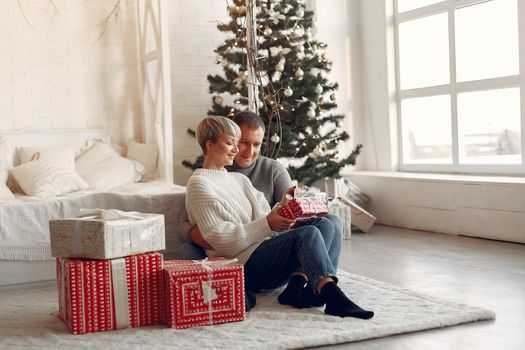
[196,115,241,154]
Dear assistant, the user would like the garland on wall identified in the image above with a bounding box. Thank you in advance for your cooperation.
[15,0,121,40]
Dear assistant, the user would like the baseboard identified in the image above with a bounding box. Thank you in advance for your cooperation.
[0,260,55,287]
[345,172,525,244]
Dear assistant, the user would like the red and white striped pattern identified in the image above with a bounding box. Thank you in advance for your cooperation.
[164,259,245,329]
[56,252,164,334]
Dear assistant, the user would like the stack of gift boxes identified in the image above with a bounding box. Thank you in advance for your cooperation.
[50,197,328,335]
[49,209,245,334]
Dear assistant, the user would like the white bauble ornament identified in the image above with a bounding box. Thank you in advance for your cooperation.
[275,63,284,72]
[308,68,320,76]
[271,133,280,143]
[264,27,272,36]
[315,85,323,94]
[294,27,305,37]
[284,87,293,97]
[294,68,304,79]
[272,71,281,82]
[296,52,305,60]
[307,109,315,118]
[221,60,229,67]
[296,8,304,17]
[296,45,305,52]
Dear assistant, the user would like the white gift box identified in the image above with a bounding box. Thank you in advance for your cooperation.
[328,198,352,240]
[50,209,165,259]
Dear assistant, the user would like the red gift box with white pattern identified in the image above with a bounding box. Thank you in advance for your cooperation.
[277,197,329,219]
[56,252,164,334]
[164,258,245,329]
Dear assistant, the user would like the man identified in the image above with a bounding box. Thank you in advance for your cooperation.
[179,111,344,309]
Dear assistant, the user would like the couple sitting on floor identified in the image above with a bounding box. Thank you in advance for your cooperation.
[181,111,374,320]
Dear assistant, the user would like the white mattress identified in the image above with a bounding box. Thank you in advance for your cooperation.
[0,181,187,261]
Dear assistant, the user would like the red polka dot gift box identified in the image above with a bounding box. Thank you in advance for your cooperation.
[56,252,164,334]
[163,258,246,329]
[277,196,329,220]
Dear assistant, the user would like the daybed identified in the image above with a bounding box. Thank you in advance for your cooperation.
[0,130,188,287]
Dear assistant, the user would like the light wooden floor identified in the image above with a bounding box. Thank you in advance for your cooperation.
[328,225,525,350]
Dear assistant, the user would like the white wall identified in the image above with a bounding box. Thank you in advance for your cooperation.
[166,0,229,185]
[0,0,140,145]
[311,0,364,166]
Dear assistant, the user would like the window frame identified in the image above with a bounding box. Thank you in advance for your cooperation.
[394,0,525,175]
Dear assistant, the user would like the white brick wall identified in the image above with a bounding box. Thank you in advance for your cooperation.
[0,0,140,145]
[167,0,229,185]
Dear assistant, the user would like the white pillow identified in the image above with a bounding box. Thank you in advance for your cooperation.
[127,140,158,181]
[0,183,14,200]
[17,146,76,169]
[75,142,145,191]
[10,159,89,198]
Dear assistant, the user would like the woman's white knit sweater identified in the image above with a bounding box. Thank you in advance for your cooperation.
[185,168,273,264]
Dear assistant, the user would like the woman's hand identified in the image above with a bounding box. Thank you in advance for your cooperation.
[266,206,296,231]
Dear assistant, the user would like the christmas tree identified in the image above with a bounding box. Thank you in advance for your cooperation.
[183,0,362,186]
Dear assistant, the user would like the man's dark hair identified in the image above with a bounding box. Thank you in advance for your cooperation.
[232,110,265,132]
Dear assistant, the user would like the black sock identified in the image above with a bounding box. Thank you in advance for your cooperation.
[321,282,374,319]
[278,274,308,309]
[301,285,325,307]
[245,291,256,312]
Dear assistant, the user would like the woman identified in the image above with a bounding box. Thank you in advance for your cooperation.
[185,116,373,319]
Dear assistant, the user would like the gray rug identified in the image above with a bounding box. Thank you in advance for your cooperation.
[0,270,495,349]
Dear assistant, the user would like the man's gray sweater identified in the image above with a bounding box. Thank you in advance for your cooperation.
[227,156,293,207]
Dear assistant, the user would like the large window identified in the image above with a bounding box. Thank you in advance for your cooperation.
[395,0,524,174]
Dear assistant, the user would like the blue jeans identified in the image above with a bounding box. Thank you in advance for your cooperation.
[178,214,342,264]
[178,242,207,260]
[295,214,342,271]
[244,216,341,293]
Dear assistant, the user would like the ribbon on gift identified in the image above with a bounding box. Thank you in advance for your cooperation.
[192,258,238,325]
[111,258,131,329]
[78,208,145,221]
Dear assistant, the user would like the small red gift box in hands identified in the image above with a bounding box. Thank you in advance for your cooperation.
[277,196,329,220]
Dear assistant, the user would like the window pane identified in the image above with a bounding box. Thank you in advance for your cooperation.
[397,0,443,13]
[458,88,521,164]
[399,14,449,89]
[402,95,452,163]
[456,0,519,82]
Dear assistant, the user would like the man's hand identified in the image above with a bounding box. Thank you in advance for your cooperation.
[267,206,296,231]
[190,225,214,250]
